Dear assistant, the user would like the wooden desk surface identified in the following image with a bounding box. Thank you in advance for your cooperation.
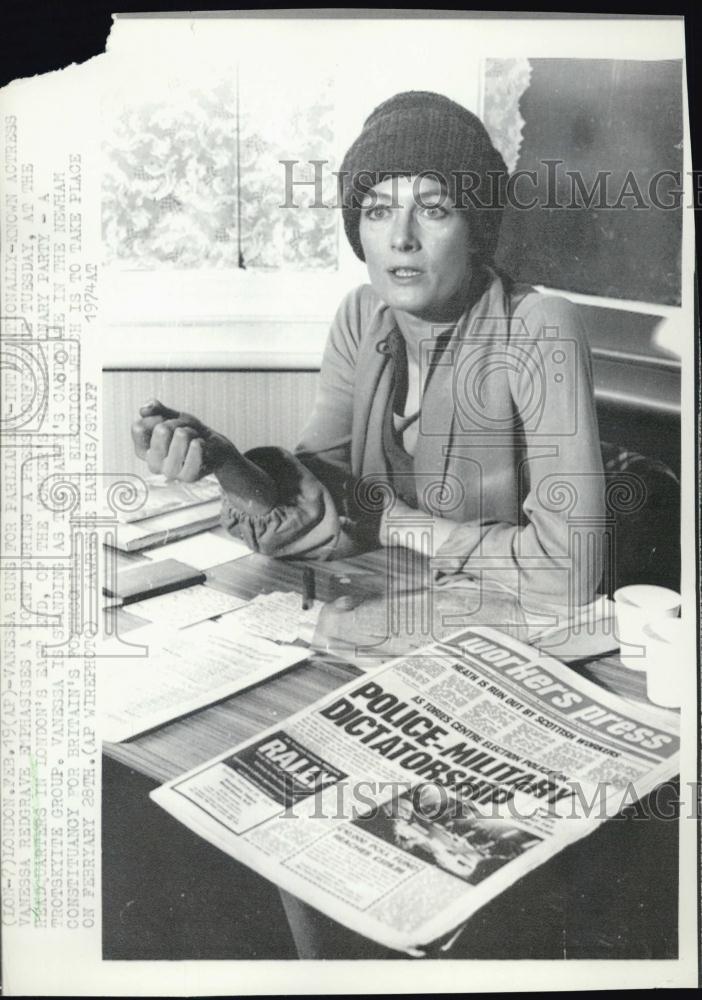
[104,541,649,784]
[102,540,677,961]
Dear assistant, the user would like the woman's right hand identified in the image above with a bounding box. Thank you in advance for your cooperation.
[131,399,237,482]
[131,399,278,513]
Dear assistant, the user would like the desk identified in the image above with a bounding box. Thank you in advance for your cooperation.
[102,544,677,960]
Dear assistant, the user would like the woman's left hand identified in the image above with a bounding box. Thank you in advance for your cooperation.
[379,497,456,556]
[378,497,417,547]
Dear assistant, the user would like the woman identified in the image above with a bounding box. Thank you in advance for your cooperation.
[131,90,606,960]
[132,91,605,624]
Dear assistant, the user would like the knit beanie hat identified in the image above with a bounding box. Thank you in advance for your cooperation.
[339,91,507,262]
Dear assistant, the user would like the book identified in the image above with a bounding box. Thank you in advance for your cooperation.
[107,499,223,552]
[102,558,206,605]
[119,475,222,524]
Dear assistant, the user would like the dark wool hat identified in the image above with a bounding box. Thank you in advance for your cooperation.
[339,90,508,262]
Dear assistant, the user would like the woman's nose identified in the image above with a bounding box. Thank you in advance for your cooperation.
[390,212,419,252]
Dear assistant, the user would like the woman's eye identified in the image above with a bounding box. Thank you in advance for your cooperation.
[421,205,447,219]
[364,205,389,220]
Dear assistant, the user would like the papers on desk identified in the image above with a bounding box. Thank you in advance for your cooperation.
[434,575,619,662]
[216,591,324,645]
[144,530,251,571]
[101,588,325,740]
[122,585,320,635]
[126,584,247,629]
[99,621,310,742]
[526,596,619,661]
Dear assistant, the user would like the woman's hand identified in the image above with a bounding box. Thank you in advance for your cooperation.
[131,399,278,514]
[379,496,456,555]
[131,400,237,482]
[378,496,417,547]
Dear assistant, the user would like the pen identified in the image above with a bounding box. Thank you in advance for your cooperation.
[302,567,315,610]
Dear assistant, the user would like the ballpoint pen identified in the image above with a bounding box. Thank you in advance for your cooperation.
[302,566,315,611]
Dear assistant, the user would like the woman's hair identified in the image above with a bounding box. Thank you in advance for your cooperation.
[339,91,508,263]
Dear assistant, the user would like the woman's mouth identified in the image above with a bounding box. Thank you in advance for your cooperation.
[388,267,423,282]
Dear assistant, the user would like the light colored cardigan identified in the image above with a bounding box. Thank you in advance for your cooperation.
[223,270,605,604]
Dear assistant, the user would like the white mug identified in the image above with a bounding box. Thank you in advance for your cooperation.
[643,618,683,709]
[613,585,681,670]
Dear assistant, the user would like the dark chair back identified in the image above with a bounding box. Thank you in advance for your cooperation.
[600,441,680,596]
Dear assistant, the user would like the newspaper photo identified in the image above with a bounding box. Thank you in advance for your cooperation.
[0,9,698,996]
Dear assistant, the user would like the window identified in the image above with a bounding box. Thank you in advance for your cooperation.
[101,19,487,346]
[103,71,339,272]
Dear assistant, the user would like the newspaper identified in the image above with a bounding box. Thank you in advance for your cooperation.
[152,624,680,955]
[0,9,697,997]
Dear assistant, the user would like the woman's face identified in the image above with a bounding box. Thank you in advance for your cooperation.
[359,174,475,321]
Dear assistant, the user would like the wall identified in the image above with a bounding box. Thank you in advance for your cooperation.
[103,369,319,478]
[103,283,682,482]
